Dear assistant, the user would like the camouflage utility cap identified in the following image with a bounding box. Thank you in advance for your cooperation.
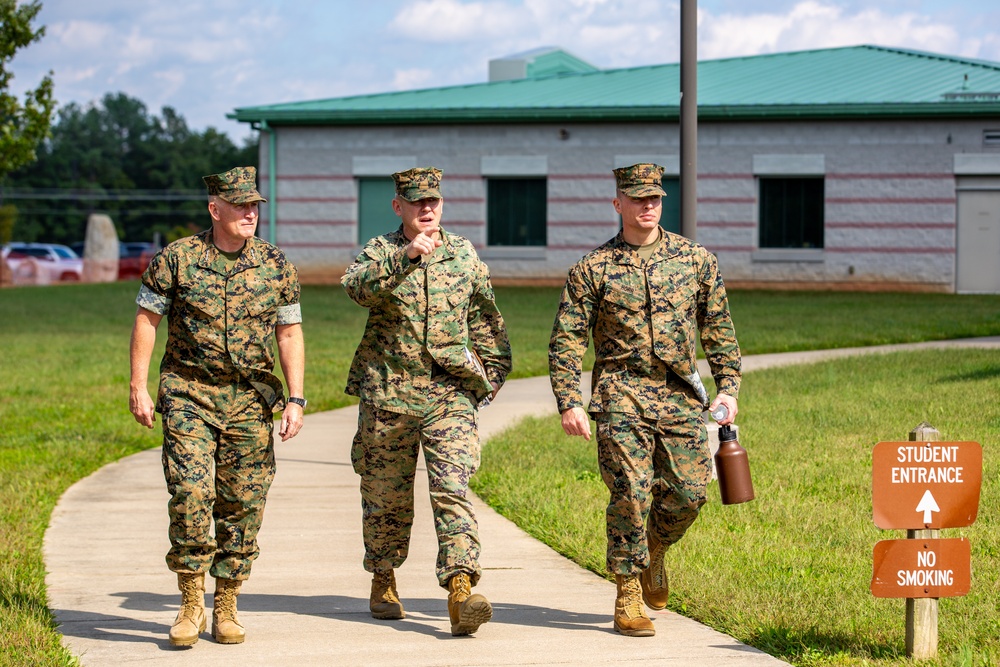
[614,163,666,198]
[393,167,443,201]
[203,166,267,204]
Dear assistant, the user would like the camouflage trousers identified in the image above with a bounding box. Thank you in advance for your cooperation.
[351,386,481,588]
[161,405,275,580]
[596,404,711,576]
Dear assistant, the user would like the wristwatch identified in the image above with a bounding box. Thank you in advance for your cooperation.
[287,397,307,408]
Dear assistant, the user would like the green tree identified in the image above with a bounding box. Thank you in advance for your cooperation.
[0,0,55,179]
[5,92,258,243]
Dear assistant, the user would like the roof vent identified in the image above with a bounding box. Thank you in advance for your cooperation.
[489,57,528,82]
[985,130,1000,146]
[488,47,599,82]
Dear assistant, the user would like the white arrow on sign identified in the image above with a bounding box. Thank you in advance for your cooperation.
[915,489,940,524]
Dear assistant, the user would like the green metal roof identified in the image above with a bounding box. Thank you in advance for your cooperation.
[231,45,1000,126]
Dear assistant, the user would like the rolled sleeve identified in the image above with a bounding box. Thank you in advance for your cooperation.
[277,303,302,325]
[136,284,170,315]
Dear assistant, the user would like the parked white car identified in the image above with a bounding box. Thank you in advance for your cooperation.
[2,243,85,283]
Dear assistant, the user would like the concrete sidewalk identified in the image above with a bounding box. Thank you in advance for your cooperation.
[44,338,1000,666]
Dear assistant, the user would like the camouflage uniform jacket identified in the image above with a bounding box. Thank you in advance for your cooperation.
[137,229,302,420]
[549,230,741,420]
[343,226,512,416]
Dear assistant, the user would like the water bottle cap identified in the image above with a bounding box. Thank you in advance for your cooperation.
[718,424,736,441]
[711,404,729,421]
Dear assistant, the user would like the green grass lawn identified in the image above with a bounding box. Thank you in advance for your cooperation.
[472,349,1000,666]
[0,282,998,666]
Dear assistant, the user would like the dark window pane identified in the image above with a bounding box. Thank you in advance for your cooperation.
[759,177,824,249]
[487,178,547,247]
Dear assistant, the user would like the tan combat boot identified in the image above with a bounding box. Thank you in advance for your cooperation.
[370,569,405,619]
[212,578,245,644]
[168,572,206,647]
[639,531,669,610]
[446,573,492,636]
[614,575,655,637]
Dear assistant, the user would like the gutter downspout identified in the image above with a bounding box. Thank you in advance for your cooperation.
[253,120,278,245]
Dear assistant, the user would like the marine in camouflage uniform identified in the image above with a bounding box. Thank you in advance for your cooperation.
[342,166,511,636]
[548,163,741,637]
[129,166,305,646]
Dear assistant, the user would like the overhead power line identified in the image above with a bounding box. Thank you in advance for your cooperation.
[0,188,206,202]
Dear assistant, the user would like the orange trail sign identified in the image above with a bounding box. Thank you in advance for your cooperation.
[872,441,982,530]
[871,538,971,598]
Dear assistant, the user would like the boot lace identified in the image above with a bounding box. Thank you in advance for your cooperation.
[649,542,667,589]
[621,576,645,618]
[177,576,202,618]
[450,573,471,599]
[373,571,399,603]
[215,583,239,619]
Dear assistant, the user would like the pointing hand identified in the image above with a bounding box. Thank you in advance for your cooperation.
[406,229,442,259]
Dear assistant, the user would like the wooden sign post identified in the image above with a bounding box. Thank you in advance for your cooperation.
[870,424,983,660]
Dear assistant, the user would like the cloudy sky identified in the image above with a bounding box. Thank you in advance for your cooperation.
[8,0,1000,142]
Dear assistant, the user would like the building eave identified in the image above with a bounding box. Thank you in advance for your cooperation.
[230,102,1000,126]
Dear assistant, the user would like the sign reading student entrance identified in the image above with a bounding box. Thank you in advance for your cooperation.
[871,538,971,598]
[872,441,982,529]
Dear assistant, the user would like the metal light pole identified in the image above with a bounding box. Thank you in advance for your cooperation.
[680,0,698,241]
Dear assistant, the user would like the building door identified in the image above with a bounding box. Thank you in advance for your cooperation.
[358,178,399,244]
[956,186,1000,293]
[661,177,681,235]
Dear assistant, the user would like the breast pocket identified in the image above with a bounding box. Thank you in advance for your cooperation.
[389,271,422,310]
[602,283,647,315]
[175,279,225,323]
[598,283,648,353]
[652,276,698,358]
[234,290,279,359]
[665,277,697,320]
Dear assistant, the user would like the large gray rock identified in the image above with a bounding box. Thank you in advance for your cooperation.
[81,214,119,283]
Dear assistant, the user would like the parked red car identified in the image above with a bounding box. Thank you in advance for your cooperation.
[118,242,157,280]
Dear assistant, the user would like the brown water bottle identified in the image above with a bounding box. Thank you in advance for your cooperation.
[715,424,755,505]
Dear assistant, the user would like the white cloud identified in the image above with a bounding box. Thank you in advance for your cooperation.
[392,67,436,90]
[480,0,682,68]
[120,27,156,63]
[700,1,961,59]
[389,0,524,41]
[56,66,99,85]
[152,69,186,100]
[979,33,1000,61]
[47,19,115,50]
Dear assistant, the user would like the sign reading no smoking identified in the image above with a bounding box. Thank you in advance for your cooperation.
[871,538,971,598]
